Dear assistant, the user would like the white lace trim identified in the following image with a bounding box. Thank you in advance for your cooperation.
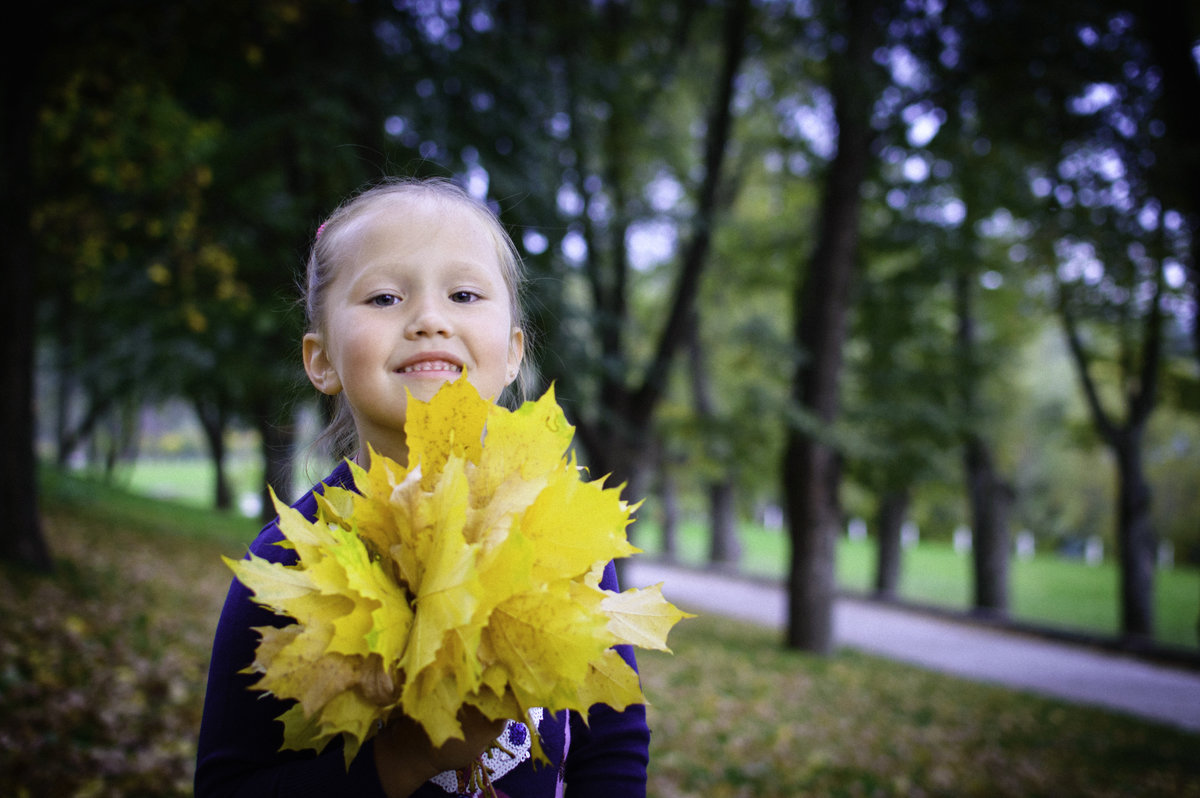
[428,708,544,794]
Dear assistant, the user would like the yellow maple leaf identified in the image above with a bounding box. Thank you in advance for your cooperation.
[576,648,646,713]
[405,377,488,491]
[601,583,693,652]
[228,375,690,769]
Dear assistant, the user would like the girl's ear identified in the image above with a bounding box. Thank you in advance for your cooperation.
[303,332,343,395]
[505,327,525,385]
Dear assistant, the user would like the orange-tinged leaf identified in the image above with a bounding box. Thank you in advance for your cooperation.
[250,623,359,719]
[401,662,467,747]
[313,686,384,767]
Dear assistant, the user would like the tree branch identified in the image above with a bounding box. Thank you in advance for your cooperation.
[1057,284,1119,446]
[1129,258,1166,427]
[630,0,750,427]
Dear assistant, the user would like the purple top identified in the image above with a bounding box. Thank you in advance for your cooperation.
[196,461,650,797]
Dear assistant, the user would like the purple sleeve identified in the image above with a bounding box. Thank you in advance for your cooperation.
[563,561,651,797]
[194,523,388,798]
[195,464,388,797]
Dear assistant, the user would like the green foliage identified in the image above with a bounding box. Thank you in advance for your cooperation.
[21,0,1200,668]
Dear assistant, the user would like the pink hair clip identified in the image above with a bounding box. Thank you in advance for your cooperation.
[315,222,328,241]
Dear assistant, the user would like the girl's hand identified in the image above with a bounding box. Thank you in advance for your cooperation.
[373,708,507,798]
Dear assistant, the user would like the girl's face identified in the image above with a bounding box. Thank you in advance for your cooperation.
[303,195,524,461]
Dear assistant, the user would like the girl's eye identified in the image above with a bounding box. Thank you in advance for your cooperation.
[370,293,400,307]
[450,290,480,303]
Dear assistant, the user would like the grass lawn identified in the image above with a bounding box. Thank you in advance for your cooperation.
[636,518,1200,650]
[3,470,1197,796]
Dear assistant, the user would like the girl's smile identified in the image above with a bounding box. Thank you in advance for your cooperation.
[395,352,463,376]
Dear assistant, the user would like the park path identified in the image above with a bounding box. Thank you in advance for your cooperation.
[626,559,1200,734]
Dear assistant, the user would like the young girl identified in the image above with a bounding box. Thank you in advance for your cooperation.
[195,178,651,797]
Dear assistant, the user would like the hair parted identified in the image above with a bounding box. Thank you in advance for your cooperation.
[302,176,536,461]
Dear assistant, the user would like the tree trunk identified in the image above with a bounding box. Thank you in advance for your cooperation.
[101,399,141,482]
[658,456,680,562]
[1115,429,1156,640]
[954,268,1012,617]
[686,303,741,570]
[255,400,295,525]
[782,0,875,654]
[1058,262,1164,641]
[874,489,909,599]
[195,397,233,511]
[0,26,53,570]
[964,436,1012,617]
[1139,1,1200,374]
[54,284,77,467]
[707,480,741,568]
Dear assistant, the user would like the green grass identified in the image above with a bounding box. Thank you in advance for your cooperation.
[636,519,1200,649]
[40,466,261,547]
[119,456,264,506]
[5,473,1197,797]
[111,454,337,512]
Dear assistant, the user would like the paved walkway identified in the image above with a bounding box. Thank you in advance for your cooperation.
[626,560,1200,734]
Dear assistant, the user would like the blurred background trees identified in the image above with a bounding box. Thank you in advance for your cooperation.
[5,0,1197,651]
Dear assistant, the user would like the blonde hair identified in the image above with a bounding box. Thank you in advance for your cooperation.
[302,177,535,460]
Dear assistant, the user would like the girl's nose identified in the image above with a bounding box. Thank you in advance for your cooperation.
[404,296,451,338]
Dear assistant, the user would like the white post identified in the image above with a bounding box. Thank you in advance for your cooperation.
[953,525,972,554]
[847,517,867,542]
[1015,530,1035,560]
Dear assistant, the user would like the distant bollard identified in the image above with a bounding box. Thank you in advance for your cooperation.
[901,521,919,549]
[1015,530,1035,560]
[1157,541,1174,570]
[239,491,263,518]
[953,525,972,554]
[1084,536,1104,566]
[847,517,867,542]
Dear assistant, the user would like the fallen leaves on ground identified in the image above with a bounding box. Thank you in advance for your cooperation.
[4,485,1199,797]
[640,613,1200,798]
[0,511,232,798]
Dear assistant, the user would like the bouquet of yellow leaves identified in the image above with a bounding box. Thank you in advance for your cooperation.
[227,376,690,774]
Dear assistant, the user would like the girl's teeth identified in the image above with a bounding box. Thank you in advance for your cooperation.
[402,361,461,373]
